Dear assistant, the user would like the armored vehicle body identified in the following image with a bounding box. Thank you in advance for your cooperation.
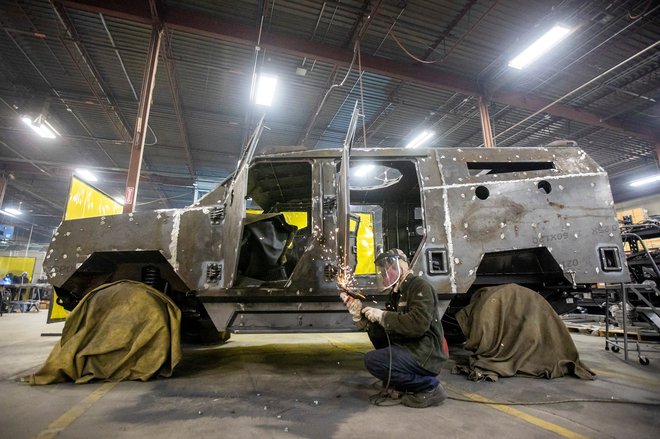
[45,144,629,340]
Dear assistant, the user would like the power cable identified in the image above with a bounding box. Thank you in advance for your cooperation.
[446,394,660,406]
[389,31,440,64]
[628,0,653,20]
[302,41,360,145]
[368,276,442,407]
[367,380,660,407]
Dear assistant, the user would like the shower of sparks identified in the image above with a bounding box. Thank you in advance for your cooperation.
[336,263,356,291]
[336,264,365,299]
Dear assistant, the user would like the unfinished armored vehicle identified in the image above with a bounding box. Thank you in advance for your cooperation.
[45,137,630,340]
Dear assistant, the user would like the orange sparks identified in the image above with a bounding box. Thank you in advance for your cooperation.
[336,264,366,299]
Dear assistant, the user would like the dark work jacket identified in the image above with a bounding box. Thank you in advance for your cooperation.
[367,273,447,374]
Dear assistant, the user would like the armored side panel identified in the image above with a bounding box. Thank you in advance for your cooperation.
[45,206,226,302]
[410,147,629,296]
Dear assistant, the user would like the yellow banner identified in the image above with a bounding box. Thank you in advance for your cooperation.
[64,176,123,220]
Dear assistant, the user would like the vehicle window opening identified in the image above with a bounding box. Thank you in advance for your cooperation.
[347,160,423,275]
[236,161,312,287]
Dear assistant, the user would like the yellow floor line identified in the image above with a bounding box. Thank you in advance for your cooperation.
[36,381,118,439]
[457,390,590,439]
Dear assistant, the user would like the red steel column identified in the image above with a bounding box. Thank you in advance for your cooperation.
[479,96,495,148]
[123,25,162,213]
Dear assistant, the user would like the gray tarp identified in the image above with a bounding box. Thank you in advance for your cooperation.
[27,280,181,385]
[456,283,595,381]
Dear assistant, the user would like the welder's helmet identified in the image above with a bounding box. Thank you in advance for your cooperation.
[375,249,408,291]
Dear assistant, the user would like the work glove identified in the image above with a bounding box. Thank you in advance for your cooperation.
[362,307,384,324]
[340,292,363,322]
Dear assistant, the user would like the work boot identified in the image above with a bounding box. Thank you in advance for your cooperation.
[401,383,447,408]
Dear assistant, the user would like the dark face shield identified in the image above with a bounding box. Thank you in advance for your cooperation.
[375,255,402,291]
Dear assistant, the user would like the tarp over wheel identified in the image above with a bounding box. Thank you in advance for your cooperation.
[456,283,595,381]
[28,280,181,385]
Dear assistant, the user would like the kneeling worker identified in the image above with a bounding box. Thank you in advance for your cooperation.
[341,249,448,408]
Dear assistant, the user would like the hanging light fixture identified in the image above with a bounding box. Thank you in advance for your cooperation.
[255,73,278,106]
[2,207,22,216]
[508,25,572,70]
[21,115,60,139]
[1,201,23,216]
[75,168,98,183]
[406,130,435,149]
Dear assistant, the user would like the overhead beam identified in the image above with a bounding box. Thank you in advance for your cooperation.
[57,0,657,143]
[345,0,383,48]
[490,91,657,142]
[421,0,477,60]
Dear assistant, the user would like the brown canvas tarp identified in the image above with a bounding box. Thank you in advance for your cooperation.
[27,280,181,385]
[456,283,595,381]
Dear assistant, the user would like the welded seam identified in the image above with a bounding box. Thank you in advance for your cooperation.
[168,210,181,272]
[423,171,608,191]
[435,150,457,294]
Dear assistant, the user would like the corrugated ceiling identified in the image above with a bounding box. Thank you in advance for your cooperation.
[0,0,658,243]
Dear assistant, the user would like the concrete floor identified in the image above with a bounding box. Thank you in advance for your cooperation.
[1,312,659,439]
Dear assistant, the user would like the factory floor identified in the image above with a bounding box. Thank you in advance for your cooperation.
[1,313,658,439]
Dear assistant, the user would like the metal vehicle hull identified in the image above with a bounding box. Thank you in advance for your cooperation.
[45,146,630,337]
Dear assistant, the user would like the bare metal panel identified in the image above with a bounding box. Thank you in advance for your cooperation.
[45,145,629,334]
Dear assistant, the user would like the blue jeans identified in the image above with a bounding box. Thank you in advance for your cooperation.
[364,338,438,393]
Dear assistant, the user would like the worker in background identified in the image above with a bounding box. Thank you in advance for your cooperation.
[341,249,448,408]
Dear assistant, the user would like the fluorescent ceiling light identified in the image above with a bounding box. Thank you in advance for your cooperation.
[255,74,278,106]
[75,168,98,182]
[3,208,22,215]
[406,130,434,149]
[21,115,59,139]
[629,174,660,187]
[508,25,571,69]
